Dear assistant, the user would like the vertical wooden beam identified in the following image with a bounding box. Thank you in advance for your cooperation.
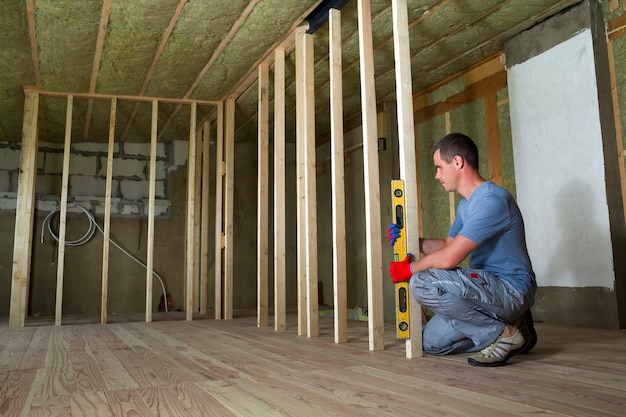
[193,121,203,311]
[54,95,73,326]
[146,99,158,322]
[200,120,211,314]
[392,0,422,358]
[445,112,455,224]
[258,63,270,327]
[101,98,117,325]
[329,8,348,344]
[224,97,236,320]
[485,92,503,186]
[296,28,319,338]
[607,40,626,227]
[295,27,308,336]
[214,103,225,319]
[274,48,287,332]
[9,91,39,328]
[357,0,384,351]
[185,103,197,321]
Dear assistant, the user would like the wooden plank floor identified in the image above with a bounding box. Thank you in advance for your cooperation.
[1,311,625,417]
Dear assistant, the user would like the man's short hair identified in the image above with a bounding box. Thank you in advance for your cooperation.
[433,132,479,169]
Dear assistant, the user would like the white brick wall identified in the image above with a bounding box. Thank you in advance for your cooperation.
[0,140,190,217]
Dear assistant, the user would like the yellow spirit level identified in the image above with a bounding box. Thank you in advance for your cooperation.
[391,180,410,339]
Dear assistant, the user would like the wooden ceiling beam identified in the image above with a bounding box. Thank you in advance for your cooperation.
[83,0,113,141]
[158,0,262,141]
[121,0,189,142]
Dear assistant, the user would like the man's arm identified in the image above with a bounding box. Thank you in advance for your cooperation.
[411,235,477,272]
[419,237,449,254]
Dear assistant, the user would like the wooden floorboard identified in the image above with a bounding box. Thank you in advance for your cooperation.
[0,312,625,416]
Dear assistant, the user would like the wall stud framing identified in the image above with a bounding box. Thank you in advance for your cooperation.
[274,48,287,332]
[357,0,384,351]
[101,98,117,324]
[295,27,308,336]
[215,103,225,319]
[258,63,270,327]
[224,97,236,320]
[146,99,158,322]
[392,0,422,358]
[10,89,217,327]
[329,8,348,344]
[54,95,73,326]
[200,120,211,314]
[193,122,203,312]
[185,103,197,321]
[9,91,39,328]
[296,27,319,338]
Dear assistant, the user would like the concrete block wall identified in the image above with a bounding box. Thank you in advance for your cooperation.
[0,140,189,218]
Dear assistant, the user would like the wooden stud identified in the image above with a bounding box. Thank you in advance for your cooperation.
[392,0,422,358]
[303,31,319,338]
[357,0,385,351]
[9,91,39,328]
[274,48,287,332]
[146,100,158,322]
[185,103,197,321]
[258,63,270,328]
[445,113,456,224]
[214,103,225,319]
[200,120,211,315]
[295,27,308,336]
[224,97,236,320]
[329,8,348,344]
[101,98,117,325]
[607,40,626,232]
[193,120,203,311]
[54,95,73,326]
[485,92,503,186]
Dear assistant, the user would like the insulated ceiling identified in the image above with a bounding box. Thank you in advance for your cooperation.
[0,0,581,145]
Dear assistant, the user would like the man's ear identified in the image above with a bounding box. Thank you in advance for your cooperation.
[454,155,463,168]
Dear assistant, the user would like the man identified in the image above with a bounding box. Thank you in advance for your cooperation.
[388,132,537,367]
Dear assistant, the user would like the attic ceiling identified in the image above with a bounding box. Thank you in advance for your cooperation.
[0,0,581,146]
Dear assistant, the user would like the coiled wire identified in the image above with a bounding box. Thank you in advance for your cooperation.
[41,203,168,312]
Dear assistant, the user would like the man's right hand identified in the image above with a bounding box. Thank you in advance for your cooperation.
[389,254,413,283]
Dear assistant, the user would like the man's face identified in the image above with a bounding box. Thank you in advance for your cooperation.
[433,149,457,192]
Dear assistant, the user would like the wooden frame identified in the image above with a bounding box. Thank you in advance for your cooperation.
[223,97,236,320]
[257,63,270,327]
[357,0,385,351]
[295,27,308,336]
[200,120,211,314]
[214,103,225,319]
[101,98,117,324]
[392,0,422,358]
[146,99,158,322]
[273,48,287,332]
[296,27,319,338]
[329,8,348,344]
[54,95,73,326]
[185,103,197,321]
[9,89,217,327]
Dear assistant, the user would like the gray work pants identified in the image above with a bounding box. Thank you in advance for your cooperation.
[410,268,528,355]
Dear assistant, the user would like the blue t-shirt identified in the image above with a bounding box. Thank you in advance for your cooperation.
[448,181,536,304]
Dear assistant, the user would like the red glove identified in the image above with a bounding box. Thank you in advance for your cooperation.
[389,255,413,283]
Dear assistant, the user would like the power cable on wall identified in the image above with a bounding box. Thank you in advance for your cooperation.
[40,203,169,312]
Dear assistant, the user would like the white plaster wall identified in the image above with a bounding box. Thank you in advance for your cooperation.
[508,29,614,288]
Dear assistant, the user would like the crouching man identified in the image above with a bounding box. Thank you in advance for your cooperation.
[388,132,537,367]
